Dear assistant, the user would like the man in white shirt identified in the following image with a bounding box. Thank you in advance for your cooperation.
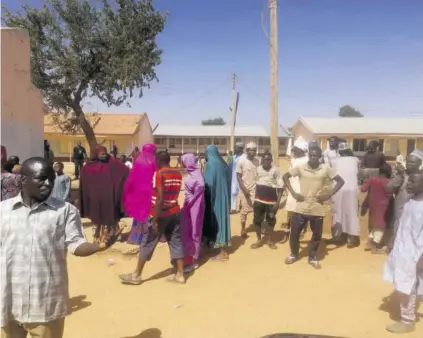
[0,157,116,338]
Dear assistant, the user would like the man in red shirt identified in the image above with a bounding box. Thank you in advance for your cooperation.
[120,151,185,285]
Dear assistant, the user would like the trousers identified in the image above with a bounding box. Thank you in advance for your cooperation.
[1,318,65,338]
[289,213,323,259]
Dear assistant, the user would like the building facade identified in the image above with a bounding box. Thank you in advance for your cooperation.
[153,124,290,155]
[1,28,45,160]
[292,117,423,158]
[44,113,153,161]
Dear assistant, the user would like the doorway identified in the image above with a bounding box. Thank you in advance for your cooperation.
[407,139,416,155]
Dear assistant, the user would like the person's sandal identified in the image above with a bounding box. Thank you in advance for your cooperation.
[166,274,186,284]
[250,242,262,249]
[120,273,142,285]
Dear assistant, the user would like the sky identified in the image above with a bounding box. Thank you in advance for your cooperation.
[3,0,423,128]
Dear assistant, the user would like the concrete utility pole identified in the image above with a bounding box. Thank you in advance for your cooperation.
[229,73,238,153]
[269,0,279,166]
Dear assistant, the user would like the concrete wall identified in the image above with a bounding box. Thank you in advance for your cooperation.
[1,28,44,161]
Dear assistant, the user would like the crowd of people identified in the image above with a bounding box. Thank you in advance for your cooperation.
[1,136,423,336]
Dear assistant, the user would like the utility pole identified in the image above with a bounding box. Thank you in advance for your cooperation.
[229,73,238,153]
[269,0,279,166]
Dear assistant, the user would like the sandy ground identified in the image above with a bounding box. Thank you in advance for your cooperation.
[63,158,423,338]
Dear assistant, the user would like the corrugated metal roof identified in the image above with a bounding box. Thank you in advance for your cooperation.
[298,117,423,136]
[153,124,289,137]
[44,113,148,136]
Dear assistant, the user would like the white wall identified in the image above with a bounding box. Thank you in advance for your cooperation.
[1,28,44,161]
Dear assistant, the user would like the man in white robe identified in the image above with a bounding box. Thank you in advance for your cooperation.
[230,142,246,213]
[383,170,423,334]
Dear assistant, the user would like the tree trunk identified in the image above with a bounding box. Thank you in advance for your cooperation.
[73,104,98,156]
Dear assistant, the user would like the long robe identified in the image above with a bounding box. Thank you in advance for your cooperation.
[230,153,246,210]
[203,145,231,248]
[181,154,205,261]
[383,199,423,295]
[331,156,360,236]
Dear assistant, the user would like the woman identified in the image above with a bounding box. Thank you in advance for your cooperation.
[79,145,129,246]
[1,146,22,201]
[331,143,360,248]
[181,153,205,271]
[123,144,157,250]
[203,145,231,261]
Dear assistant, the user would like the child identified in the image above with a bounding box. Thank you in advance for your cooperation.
[51,162,71,202]
[383,170,423,333]
[251,152,283,249]
[361,162,393,254]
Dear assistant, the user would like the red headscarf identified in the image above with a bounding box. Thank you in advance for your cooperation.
[79,145,129,225]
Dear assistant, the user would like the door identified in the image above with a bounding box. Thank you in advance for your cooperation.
[407,139,416,155]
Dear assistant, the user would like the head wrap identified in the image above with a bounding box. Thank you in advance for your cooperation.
[410,149,423,161]
[142,143,156,155]
[293,137,308,152]
[246,142,257,149]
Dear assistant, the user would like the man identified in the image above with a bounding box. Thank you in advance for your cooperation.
[111,143,118,158]
[72,141,87,179]
[283,147,345,268]
[236,142,260,237]
[383,170,423,334]
[251,152,283,250]
[361,140,386,179]
[50,162,71,202]
[120,151,185,285]
[385,149,423,251]
[226,150,234,165]
[323,136,340,167]
[231,142,246,213]
[0,157,114,338]
[43,140,54,163]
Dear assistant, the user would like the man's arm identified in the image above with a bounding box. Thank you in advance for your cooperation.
[329,175,344,197]
[317,168,344,203]
[64,176,71,201]
[282,168,304,201]
[65,205,106,257]
[385,174,405,194]
[236,160,249,196]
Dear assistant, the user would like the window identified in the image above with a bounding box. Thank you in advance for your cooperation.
[154,137,166,145]
[235,137,242,144]
[279,138,287,146]
[175,138,182,145]
[190,138,197,145]
[169,138,175,148]
[258,137,270,146]
[214,137,227,146]
[352,139,367,152]
[183,138,190,145]
[199,138,211,146]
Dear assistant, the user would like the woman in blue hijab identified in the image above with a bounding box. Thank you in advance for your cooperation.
[203,145,232,261]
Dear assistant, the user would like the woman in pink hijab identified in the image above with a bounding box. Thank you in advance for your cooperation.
[123,144,157,247]
[181,153,205,272]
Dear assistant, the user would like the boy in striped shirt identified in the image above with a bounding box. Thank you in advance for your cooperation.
[251,152,284,250]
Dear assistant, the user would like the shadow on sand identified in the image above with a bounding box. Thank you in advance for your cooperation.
[69,295,92,313]
[260,334,347,338]
[121,328,162,338]
[379,291,423,322]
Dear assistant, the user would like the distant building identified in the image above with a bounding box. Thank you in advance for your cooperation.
[153,124,290,155]
[44,113,153,161]
[292,117,423,158]
[1,28,45,160]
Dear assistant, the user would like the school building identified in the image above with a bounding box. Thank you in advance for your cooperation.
[152,124,290,155]
[44,113,153,161]
[291,117,423,158]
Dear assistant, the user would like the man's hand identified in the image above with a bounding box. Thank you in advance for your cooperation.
[396,163,406,176]
[243,190,251,198]
[316,194,332,204]
[293,192,305,202]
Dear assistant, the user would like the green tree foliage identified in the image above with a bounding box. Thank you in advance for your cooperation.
[338,105,363,117]
[2,0,166,150]
[201,117,226,126]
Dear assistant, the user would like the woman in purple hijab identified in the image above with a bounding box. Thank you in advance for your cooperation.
[123,144,157,248]
[181,153,205,272]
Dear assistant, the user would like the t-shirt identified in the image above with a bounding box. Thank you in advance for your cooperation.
[151,168,182,218]
[290,162,336,216]
[236,157,260,191]
[255,166,283,205]
[73,146,86,160]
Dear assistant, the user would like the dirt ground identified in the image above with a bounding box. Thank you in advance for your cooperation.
[63,158,422,338]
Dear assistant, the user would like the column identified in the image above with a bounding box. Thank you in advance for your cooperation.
[68,139,72,162]
[166,136,170,150]
[181,136,184,153]
[196,137,199,153]
[257,137,260,155]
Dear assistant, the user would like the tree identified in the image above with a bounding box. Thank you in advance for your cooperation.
[2,0,166,151]
[338,105,363,117]
[201,117,226,126]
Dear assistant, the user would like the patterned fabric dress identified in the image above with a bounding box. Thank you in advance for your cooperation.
[1,173,22,201]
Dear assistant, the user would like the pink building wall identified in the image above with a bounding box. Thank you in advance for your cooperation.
[1,28,44,161]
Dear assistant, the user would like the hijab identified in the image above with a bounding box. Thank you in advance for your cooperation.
[122,143,157,222]
[182,153,205,205]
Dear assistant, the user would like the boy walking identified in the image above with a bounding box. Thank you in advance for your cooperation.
[251,152,283,250]
[51,162,71,202]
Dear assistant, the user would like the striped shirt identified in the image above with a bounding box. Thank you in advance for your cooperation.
[151,168,182,217]
[0,194,87,326]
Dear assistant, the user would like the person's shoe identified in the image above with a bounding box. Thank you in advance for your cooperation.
[285,254,297,265]
[250,241,262,249]
[308,257,321,269]
[347,242,359,249]
[371,247,386,255]
[166,274,186,284]
[183,263,199,274]
[386,322,415,333]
